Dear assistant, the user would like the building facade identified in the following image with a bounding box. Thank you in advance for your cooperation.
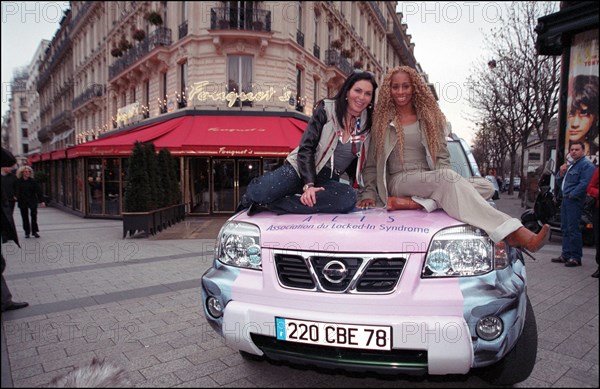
[23,1,421,217]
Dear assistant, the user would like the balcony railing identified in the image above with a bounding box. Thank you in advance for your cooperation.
[210,7,271,32]
[73,83,105,110]
[368,1,387,27]
[109,27,172,80]
[38,126,52,142]
[325,49,352,75]
[50,110,73,132]
[179,21,188,39]
[296,30,304,47]
[313,43,320,59]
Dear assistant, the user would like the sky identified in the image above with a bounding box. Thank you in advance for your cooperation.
[396,1,504,144]
[1,1,500,144]
[1,1,70,117]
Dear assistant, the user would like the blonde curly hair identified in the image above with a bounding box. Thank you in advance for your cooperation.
[373,66,447,163]
[16,165,34,179]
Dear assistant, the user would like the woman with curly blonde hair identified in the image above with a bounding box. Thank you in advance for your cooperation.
[16,165,45,238]
[357,66,549,252]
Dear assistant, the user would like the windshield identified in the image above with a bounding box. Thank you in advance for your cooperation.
[447,141,475,179]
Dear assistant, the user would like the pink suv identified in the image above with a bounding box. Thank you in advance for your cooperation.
[201,136,537,385]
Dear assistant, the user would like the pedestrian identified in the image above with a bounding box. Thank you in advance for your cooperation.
[586,166,599,277]
[356,65,549,252]
[1,165,17,214]
[552,141,596,267]
[1,147,29,312]
[16,165,45,239]
[238,69,378,215]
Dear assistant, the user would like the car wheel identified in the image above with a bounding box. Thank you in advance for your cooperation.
[479,296,537,386]
[239,350,265,362]
[523,220,541,233]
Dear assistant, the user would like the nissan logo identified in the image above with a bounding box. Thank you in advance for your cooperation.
[322,260,348,284]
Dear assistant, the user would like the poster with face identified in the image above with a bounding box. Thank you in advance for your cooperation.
[566,30,599,164]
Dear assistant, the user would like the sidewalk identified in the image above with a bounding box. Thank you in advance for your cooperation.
[1,195,598,387]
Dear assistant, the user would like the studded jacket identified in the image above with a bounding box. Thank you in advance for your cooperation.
[285,99,371,187]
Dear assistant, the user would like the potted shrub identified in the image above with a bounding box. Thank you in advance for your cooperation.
[146,11,163,26]
[110,47,123,57]
[119,36,132,51]
[353,60,364,69]
[331,39,342,49]
[123,142,154,237]
[122,142,183,238]
[133,29,146,41]
[340,48,352,58]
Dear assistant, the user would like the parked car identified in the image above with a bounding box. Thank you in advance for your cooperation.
[201,135,537,386]
[504,177,521,191]
[484,175,501,200]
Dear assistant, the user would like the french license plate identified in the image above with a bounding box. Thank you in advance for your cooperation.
[275,317,391,350]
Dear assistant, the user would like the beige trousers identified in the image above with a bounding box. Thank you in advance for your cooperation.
[388,169,522,242]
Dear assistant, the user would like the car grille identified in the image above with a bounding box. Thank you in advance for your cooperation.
[274,251,407,294]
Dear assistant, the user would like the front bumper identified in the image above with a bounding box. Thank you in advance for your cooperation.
[205,298,474,375]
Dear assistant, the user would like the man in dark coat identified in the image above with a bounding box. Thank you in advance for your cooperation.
[1,147,29,312]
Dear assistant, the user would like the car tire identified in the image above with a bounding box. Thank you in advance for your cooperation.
[479,296,537,386]
[239,350,265,362]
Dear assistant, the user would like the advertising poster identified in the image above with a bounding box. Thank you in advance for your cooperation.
[566,30,599,164]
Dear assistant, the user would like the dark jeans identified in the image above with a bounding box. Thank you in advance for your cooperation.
[19,205,39,235]
[560,197,584,261]
[243,163,357,214]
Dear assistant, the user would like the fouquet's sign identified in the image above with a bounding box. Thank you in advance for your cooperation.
[116,102,143,126]
[188,81,293,107]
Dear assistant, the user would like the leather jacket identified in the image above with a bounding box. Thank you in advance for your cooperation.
[286,100,370,186]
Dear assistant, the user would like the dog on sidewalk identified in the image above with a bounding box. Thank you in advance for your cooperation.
[47,357,131,387]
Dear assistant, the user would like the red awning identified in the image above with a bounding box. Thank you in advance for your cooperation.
[68,115,307,158]
[41,152,52,161]
[51,150,67,160]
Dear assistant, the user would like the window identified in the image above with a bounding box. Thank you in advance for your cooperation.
[131,86,136,104]
[227,55,253,107]
[179,61,188,107]
[144,80,150,117]
[20,111,28,122]
[295,68,304,112]
[160,72,167,113]
[313,78,319,108]
[529,153,541,161]
[22,128,28,137]
[22,144,29,154]
[181,1,187,22]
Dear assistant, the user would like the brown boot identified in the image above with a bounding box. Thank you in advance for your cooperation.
[504,224,550,252]
[387,196,423,210]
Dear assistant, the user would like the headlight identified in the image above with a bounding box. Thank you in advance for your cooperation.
[216,221,262,269]
[422,225,497,277]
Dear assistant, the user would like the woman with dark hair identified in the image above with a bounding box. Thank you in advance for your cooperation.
[239,70,378,215]
[568,74,599,160]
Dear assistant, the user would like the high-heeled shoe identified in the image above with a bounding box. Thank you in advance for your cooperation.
[386,196,423,210]
[504,224,550,252]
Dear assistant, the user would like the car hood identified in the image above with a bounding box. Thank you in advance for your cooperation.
[229,208,464,253]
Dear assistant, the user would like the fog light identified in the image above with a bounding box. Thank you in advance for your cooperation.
[476,316,503,340]
[206,296,223,318]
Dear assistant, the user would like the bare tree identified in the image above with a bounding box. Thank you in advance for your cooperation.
[467,1,560,195]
